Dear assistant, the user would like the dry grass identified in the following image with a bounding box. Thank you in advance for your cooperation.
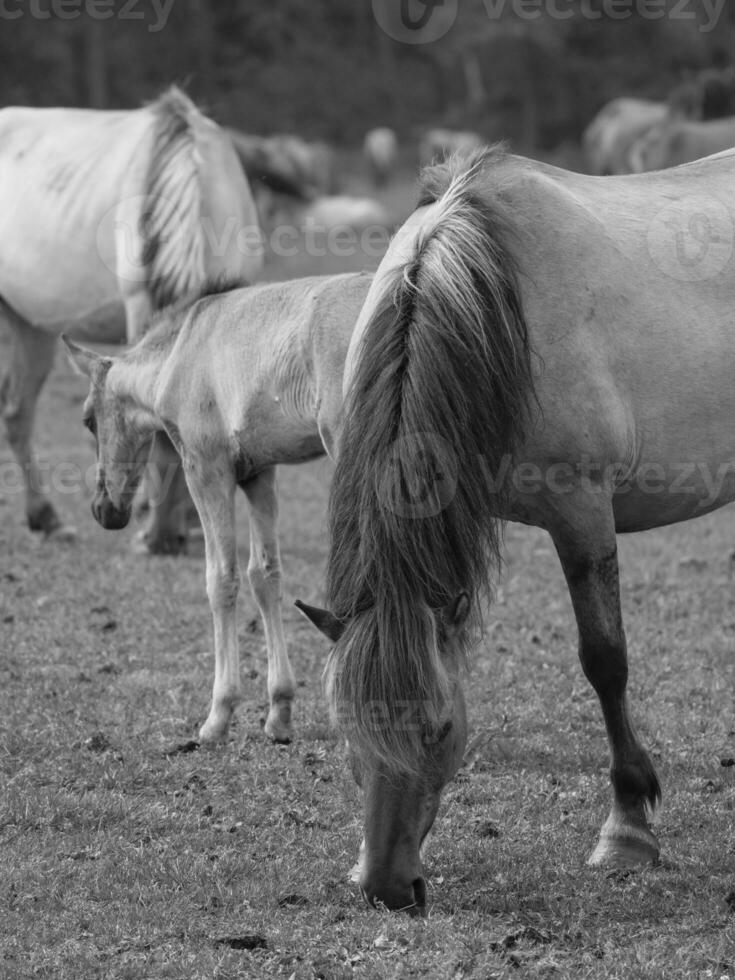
[1,177,734,979]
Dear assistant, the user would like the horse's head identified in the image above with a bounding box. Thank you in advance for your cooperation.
[62,336,156,531]
[297,593,471,916]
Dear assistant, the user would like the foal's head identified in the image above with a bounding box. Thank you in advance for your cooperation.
[63,337,156,531]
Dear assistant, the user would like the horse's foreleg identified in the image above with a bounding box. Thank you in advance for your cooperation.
[134,432,191,556]
[0,318,69,536]
[550,499,660,868]
[240,467,295,744]
[184,460,241,744]
[122,291,154,346]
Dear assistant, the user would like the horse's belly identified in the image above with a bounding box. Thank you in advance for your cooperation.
[0,212,120,327]
[613,462,735,532]
[0,124,141,327]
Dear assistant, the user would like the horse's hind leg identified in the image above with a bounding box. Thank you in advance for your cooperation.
[0,314,68,536]
[240,467,295,744]
[549,495,660,868]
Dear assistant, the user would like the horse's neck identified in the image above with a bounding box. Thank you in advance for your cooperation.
[114,349,169,418]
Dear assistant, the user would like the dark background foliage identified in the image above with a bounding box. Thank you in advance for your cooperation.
[2,0,734,148]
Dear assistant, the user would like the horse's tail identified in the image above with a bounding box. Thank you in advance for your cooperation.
[326,148,534,772]
[142,87,210,310]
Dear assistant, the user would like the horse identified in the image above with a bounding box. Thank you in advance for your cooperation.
[582,97,668,175]
[226,127,319,202]
[629,115,735,172]
[62,272,372,745]
[268,134,336,197]
[0,87,262,551]
[297,146,735,914]
[669,67,735,122]
[364,127,399,187]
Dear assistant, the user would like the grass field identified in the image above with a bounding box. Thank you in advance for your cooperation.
[1,183,734,979]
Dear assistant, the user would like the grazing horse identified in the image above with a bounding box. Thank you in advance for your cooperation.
[0,87,262,549]
[630,115,735,172]
[298,147,735,913]
[63,272,372,744]
[582,97,668,175]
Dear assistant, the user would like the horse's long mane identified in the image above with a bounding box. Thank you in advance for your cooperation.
[325,147,535,773]
[142,87,209,310]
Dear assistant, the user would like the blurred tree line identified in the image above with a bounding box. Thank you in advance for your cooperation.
[2,0,734,149]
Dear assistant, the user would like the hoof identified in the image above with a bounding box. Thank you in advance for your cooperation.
[28,502,62,535]
[588,826,659,868]
[264,699,293,744]
[131,528,187,557]
[198,718,230,745]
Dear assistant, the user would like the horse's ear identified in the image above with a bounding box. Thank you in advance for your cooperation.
[295,600,345,643]
[61,334,107,378]
[446,592,471,634]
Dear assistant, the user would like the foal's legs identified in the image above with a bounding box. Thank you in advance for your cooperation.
[240,467,296,744]
[183,458,242,744]
[549,496,660,866]
[0,312,70,536]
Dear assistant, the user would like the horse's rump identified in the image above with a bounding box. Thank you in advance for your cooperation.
[0,88,260,334]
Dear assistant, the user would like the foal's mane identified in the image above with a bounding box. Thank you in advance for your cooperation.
[325,147,535,773]
[142,87,211,310]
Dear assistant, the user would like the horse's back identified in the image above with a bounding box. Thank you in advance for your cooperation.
[154,273,369,470]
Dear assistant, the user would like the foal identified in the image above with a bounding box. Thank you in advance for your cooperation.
[64,273,371,744]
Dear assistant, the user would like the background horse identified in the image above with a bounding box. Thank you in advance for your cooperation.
[0,87,262,549]
[630,114,735,171]
[64,272,372,745]
[582,97,668,174]
[300,147,735,913]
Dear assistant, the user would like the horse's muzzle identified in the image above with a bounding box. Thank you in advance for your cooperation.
[92,493,131,530]
[360,873,427,917]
